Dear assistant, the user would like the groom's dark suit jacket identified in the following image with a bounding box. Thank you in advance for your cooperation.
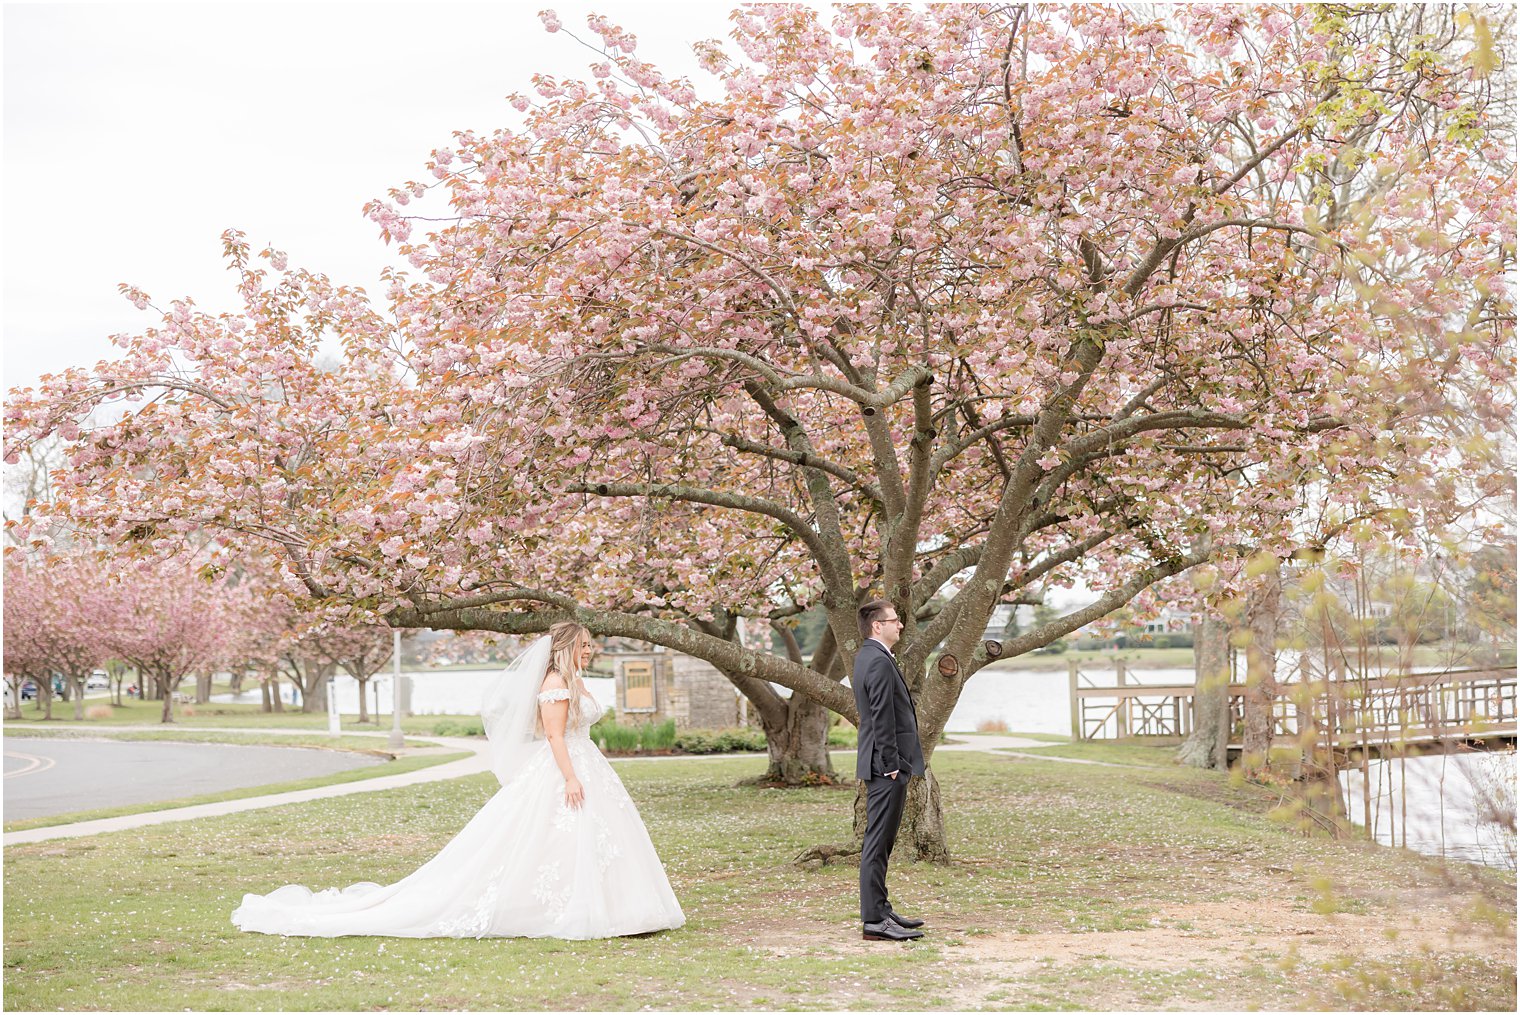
[852,638,926,781]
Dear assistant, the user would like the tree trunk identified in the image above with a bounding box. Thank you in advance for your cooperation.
[799,763,950,866]
[5,676,22,719]
[70,674,86,721]
[724,627,838,788]
[1239,565,1283,777]
[893,769,949,863]
[37,679,54,720]
[355,676,370,723]
[301,673,328,713]
[260,679,272,713]
[1178,618,1232,769]
[270,675,284,712]
[751,692,837,785]
[195,673,212,705]
[156,673,179,723]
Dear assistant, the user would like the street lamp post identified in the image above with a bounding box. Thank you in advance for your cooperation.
[326,673,341,738]
[388,629,405,751]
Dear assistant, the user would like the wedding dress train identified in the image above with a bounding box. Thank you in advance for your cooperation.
[231,683,685,939]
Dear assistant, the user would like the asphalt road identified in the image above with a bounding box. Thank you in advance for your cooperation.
[2,739,384,821]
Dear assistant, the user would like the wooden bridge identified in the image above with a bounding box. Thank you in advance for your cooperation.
[1069,663,1517,751]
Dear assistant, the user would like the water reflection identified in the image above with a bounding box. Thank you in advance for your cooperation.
[1339,751,1516,869]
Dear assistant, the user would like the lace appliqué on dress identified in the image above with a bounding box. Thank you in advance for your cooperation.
[433,863,507,937]
[537,688,572,703]
[532,859,571,921]
[552,797,581,833]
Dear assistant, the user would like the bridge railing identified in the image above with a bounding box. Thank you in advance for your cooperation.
[1070,664,1517,745]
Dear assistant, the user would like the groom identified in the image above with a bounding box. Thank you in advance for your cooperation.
[853,599,927,942]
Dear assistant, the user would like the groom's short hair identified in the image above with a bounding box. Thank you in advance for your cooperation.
[858,599,895,640]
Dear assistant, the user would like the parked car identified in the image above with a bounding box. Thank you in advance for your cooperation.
[20,681,37,701]
[85,670,110,690]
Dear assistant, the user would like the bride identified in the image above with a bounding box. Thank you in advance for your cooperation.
[232,621,686,939]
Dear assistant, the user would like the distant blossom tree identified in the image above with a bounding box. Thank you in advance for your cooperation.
[5,5,1513,856]
[107,559,243,724]
[4,557,55,719]
[309,624,394,723]
[1,549,128,720]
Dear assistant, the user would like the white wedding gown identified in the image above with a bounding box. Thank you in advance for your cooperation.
[232,688,685,939]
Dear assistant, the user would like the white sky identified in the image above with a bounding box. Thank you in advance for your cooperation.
[0,2,1107,610]
[2,1,743,390]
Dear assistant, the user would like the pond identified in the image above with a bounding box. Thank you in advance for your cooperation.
[1339,750,1516,869]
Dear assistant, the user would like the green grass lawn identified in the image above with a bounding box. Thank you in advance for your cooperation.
[4,746,1513,1011]
[1001,737,1187,767]
[5,695,483,735]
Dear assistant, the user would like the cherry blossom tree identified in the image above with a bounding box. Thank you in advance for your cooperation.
[226,585,343,715]
[0,548,130,720]
[5,5,1513,856]
[4,556,54,719]
[308,624,394,723]
[107,559,242,724]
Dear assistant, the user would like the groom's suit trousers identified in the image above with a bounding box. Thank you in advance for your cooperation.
[859,773,909,923]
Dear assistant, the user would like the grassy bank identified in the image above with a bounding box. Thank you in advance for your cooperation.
[4,743,1512,1011]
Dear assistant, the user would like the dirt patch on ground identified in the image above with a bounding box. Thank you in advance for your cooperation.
[944,892,1515,1010]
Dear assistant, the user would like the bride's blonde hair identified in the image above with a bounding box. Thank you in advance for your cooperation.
[538,620,592,734]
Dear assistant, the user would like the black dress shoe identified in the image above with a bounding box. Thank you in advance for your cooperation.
[863,919,923,941]
[886,907,924,929]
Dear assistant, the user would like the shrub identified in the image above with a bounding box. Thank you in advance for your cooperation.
[673,730,717,754]
[637,719,677,751]
[976,718,1010,733]
[674,727,768,754]
[590,716,675,753]
[85,705,113,720]
[826,725,857,747]
[430,718,485,737]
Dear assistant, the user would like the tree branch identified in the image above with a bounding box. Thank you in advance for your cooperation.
[565,478,842,586]
[387,599,857,717]
[968,548,1212,679]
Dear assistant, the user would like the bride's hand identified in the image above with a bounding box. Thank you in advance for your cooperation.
[564,776,585,810]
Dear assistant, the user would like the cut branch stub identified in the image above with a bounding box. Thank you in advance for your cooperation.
[937,653,959,677]
[982,639,1004,659]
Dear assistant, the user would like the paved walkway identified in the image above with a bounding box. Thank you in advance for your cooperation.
[4,738,385,821]
[936,734,1059,752]
[2,728,1075,847]
[3,727,488,847]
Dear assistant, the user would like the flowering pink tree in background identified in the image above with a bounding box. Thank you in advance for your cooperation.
[223,583,339,715]
[4,556,55,719]
[5,6,1513,854]
[412,630,514,668]
[108,559,243,724]
[306,623,394,722]
[1,549,128,720]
